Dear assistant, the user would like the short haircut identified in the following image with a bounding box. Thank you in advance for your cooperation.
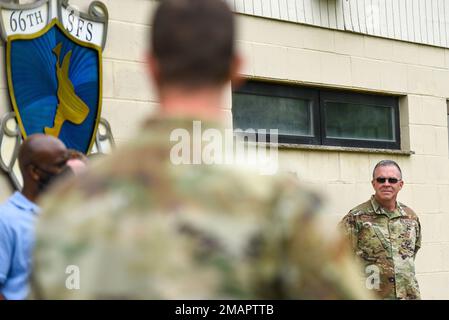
[372,160,402,179]
[151,0,235,88]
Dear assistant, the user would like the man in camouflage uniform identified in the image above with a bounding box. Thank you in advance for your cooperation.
[340,160,421,300]
[32,0,372,299]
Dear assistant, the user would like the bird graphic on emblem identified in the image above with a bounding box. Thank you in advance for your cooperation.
[44,42,90,137]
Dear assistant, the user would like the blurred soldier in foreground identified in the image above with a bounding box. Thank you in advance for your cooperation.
[0,134,68,300]
[340,160,421,299]
[33,0,371,299]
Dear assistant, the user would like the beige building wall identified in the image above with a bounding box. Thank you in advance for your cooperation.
[0,0,448,299]
[235,14,449,299]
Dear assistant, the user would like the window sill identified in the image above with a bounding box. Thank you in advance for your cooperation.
[259,142,414,156]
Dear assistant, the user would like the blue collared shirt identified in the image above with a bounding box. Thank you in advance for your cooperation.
[0,192,40,300]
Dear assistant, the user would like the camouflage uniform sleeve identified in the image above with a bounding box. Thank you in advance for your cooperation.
[339,212,359,252]
[414,217,422,257]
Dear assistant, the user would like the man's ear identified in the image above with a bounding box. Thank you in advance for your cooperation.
[28,164,40,182]
[229,54,244,89]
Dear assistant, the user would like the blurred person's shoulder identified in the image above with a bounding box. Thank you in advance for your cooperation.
[0,192,31,226]
[39,116,320,222]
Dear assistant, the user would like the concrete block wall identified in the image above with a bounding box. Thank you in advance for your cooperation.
[236,14,449,299]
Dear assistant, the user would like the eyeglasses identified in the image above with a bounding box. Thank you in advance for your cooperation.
[375,177,401,184]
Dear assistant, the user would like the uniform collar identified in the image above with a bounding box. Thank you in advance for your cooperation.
[370,195,404,218]
[10,191,41,215]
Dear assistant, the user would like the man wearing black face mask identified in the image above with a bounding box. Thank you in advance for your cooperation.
[0,134,68,300]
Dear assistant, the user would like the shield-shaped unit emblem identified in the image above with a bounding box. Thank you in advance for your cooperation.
[0,0,112,189]
[6,19,102,154]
